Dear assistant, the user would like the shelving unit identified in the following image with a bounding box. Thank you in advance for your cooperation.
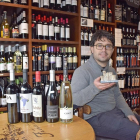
[0,107,7,112]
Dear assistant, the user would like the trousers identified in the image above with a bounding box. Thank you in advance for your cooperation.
[87,108,140,140]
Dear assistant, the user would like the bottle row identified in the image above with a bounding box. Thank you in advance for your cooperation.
[32,46,78,71]
[1,11,28,39]
[118,70,140,89]
[81,25,113,46]
[0,44,28,73]
[32,14,70,41]
[81,0,112,22]
[116,48,139,68]
[122,91,139,109]
[6,69,73,124]
[0,0,27,5]
[81,55,90,65]
[32,0,77,13]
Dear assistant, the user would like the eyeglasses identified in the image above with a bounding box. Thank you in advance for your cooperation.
[94,44,113,50]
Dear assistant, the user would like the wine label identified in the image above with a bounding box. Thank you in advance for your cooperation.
[60,107,73,119]
[122,39,126,45]
[1,98,7,106]
[63,57,67,68]
[20,93,32,113]
[47,105,58,119]
[66,0,71,4]
[84,33,88,41]
[23,57,28,69]
[49,25,54,36]
[20,23,28,34]
[50,56,56,63]
[37,24,43,35]
[12,29,19,38]
[89,33,93,41]
[73,56,77,63]
[50,0,55,3]
[83,7,88,18]
[60,27,64,38]
[57,0,61,4]
[94,9,99,19]
[66,28,70,38]
[0,63,7,71]
[80,4,83,17]
[68,57,73,63]
[33,0,38,2]
[3,28,9,38]
[54,26,60,33]
[7,63,14,71]
[43,25,48,36]
[56,57,62,68]
[62,1,66,6]
[6,94,17,103]
[44,0,49,5]
[21,0,27,3]
[32,95,42,117]
[72,0,77,5]
[15,56,21,65]
[100,10,105,20]
[44,55,49,66]
[81,32,84,40]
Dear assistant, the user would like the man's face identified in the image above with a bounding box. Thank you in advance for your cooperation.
[90,37,114,64]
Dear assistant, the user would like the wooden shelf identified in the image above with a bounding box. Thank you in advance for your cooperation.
[0,107,7,112]
[94,20,115,26]
[0,2,29,9]
[115,20,138,27]
[0,38,29,42]
[0,72,30,77]
[32,6,78,17]
[32,39,79,45]
[32,70,74,75]
[121,45,138,48]
[126,67,140,70]
[132,108,140,112]
[121,88,140,93]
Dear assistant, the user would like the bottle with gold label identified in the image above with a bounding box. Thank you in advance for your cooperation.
[67,47,73,70]
[72,47,77,70]
[1,11,10,38]
[14,44,22,73]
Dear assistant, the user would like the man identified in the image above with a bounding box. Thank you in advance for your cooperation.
[71,30,140,140]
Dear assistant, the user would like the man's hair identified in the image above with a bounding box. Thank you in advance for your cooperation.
[90,30,115,47]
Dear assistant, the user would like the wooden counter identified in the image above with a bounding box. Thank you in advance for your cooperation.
[0,113,95,140]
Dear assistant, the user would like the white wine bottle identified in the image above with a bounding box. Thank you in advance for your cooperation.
[59,67,73,123]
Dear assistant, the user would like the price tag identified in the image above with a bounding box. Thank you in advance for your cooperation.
[81,18,93,27]
[117,67,126,74]
[81,46,91,56]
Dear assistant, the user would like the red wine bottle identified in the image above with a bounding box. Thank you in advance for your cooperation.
[6,70,20,124]
[20,69,32,123]
[49,46,56,70]
[60,18,65,41]
[32,71,45,123]
[43,16,48,40]
[65,18,70,41]
[46,70,59,123]
[54,17,60,40]
[36,15,43,39]
[49,16,54,40]
[32,14,36,39]
[56,46,62,70]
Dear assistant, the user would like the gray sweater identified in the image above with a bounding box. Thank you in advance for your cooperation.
[71,54,134,120]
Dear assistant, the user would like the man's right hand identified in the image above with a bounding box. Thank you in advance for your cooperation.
[94,77,116,91]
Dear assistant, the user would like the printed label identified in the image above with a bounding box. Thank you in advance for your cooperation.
[68,57,73,63]
[83,7,88,18]
[55,26,60,33]
[16,56,21,65]
[50,0,55,3]
[3,28,9,38]
[20,23,28,34]
[73,56,77,63]
[50,56,55,63]
[37,24,43,35]
[32,95,42,117]
[43,25,48,36]
[6,94,17,103]
[20,93,32,113]
[56,57,62,68]
[33,0,38,2]
[49,25,54,36]
[72,0,77,5]
[7,63,14,71]
[66,28,70,38]
[47,105,58,119]
[12,29,19,38]
[60,107,73,119]
[66,0,71,4]
[57,0,61,4]
[44,55,49,66]
[0,63,7,71]
[1,98,7,106]
[62,1,66,6]
[60,27,64,38]
[23,57,28,69]
[44,0,49,5]
[95,9,99,19]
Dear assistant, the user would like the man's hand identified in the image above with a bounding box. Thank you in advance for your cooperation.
[128,115,139,125]
[94,77,116,91]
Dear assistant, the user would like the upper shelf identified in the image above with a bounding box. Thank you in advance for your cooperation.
[0,38,29,42]
[0,2,29,9]
[115,20,138,27]
[32,6,79,17]
[94,20,115,26]
[0,72,30,77]
[121,45,138,48]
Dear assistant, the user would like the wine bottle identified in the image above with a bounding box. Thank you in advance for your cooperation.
[20,69,32,123]
[50,0,55,9]
[60,18,65,41]
[32,46,36,71]
[44,45,49,71]
[20,0,27,5]
[65,0,71,12]
[36,15,43,40]
[62,0,66,11]
[55,0,61,10]
[13,0,19,3]
[67,47,73,70]
[62,47,67,69]
[49,16,54,40]
[54,17,60,40]
[59,67,73,123]
[65,18,70,41]
[1,11,10,38]
[32,14,36,39]
[56,46,62,70]
[32,0,39,7]
[71,0,77,13]
[49,46,56,70]
[6,69,20,124]
[32,71,45,122]
[0,45,7,73]
[22,45,28,70]
[14,44,22,73]
[43,16,48,40]
[38,46,43,71]
[45,75,49,97]
[43,0,49,8]
[72,47,77,70]
[46,70,59,123]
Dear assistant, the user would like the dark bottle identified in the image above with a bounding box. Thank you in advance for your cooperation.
[32,71,45,122]
[55,0,61,10]
[128,71,131,88]
[36,15,43,40]
[84,27,88,46]
[20,0,27,5]
[131,7,134,23]
[72,47,77,70]
[130,91,134,108]
[120,48,124,67]
[123,49,127,67]
[45,75,50,97]
[20,69,32,123]
[44,45,49,71]
[116,48,120,67]
[65,18,70,41]
[56,46,62,70]
[126,49,130,67]
[62,0,66,11]
[6,70,20,124]
[60,18,65,41]
[65,0,71,12]
[50,0,55,9]
[62,47,67,69]
[67,47,73,70]
[12,12,19,38]
[107,3,112,22]
[32,14,36,39]
[32,46,36,71]
[49,16,54,40]
[43,0,49,8]
[94,0,99,20]
[56,75,61,94]
[81,27,84,45]
[136,90,139,107]
[122,2,126,22]
[71,0,77,13]
[88,27,93,46]
[89,0,94,19]
[32,0,39,7]
[46,70,59,123]
[38,46,43,71]
[22,45,28,70]
[54,17,60,40]
[122,27,126,45]
[43,16,48,40]
[20,11,28,39]
[49,46,56,70]
[130,49,133,67]
[130,28,133,46]
[100,1,106,21]
[13,0,19,3]
[126,28,130,45]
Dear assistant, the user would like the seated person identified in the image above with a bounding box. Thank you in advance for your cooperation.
[71,30,140,140]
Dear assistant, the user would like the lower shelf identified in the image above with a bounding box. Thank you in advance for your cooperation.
[121,88,140,93]
[0,107,7,112]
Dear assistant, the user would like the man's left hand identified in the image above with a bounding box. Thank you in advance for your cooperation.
[128,115,139,125]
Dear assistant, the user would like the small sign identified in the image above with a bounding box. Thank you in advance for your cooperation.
[81,46,91,56]
[117,67,126,74]
[81,18,93,27]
